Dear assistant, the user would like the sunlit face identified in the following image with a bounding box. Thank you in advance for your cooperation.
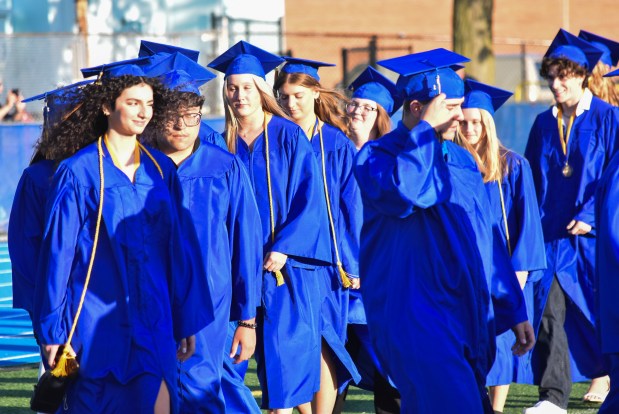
[438,97,464,141]
[545,65,585,106]
[346,97,379,138]
[460,108,484,147]
[158,105,202,156]
[225,74,263,119]
[106,83,153,136]
[277,82,318,123]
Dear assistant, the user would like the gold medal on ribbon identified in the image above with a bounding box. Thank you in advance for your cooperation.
[557,106,575,179]
[562,162,573,178]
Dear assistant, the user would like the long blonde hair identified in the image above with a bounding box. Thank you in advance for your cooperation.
[588,62,619,106]
[274,71,350,136]
[457,108,510,183]
[223,75,290,154]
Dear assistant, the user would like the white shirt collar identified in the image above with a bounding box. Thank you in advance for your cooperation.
[551,88,593,118]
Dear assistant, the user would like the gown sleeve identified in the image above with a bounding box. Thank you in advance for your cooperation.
[354,121,451,218]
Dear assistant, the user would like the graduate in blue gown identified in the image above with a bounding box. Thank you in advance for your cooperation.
[274,57,362,412]
[9,81,94,320]
[208,41,333,412]
[354,49,534,414]
[142,56,263,413]
[334,66,404,414]
[458,80,547,413]
[32,60,212,414]
[523,29,619,414]
[595,148,619,414]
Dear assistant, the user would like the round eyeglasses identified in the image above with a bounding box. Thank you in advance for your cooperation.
[170,112,202,127]
[346,102,378,115]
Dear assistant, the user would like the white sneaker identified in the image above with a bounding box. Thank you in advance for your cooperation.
[522,400,567,414]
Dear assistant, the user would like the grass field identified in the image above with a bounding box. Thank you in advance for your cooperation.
[0,362,602,414]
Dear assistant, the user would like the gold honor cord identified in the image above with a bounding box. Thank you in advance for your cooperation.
[263,113,285,286]
[317,122,353,289]
[497,179,512,257]
[51,137,105,378]
[103,134,163,179]
[557,106,575,178]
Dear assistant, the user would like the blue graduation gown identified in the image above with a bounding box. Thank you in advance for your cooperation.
[483,152,547,386]
[234,115,332,409]
[199,120,228,150]
[309,122,362,388]
[524,95,619,381]
[595,152,619,355]
[175,138,262,414]
[8,159,55,318]
[354,120,527,414]
[33,141,212,413]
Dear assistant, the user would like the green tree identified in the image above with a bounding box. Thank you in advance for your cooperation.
[453,0,494,83]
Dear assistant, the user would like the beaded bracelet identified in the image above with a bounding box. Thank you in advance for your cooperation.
[237,320,258,329]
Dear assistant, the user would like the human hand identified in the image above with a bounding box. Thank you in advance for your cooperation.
[511,321,535,356]
[566,220,592,235]
[230,320,257,364]
[177,335,196,362]
[263,251,287,273]
[420,93,461,130]
[349,277,360,290]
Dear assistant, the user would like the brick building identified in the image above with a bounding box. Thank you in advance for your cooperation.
[282,0,619,92]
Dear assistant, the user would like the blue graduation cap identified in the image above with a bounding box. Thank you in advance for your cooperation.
[544,29,603,71]
[23,79,95,126]
[159,69,216,95]
[462,80,513,115]
[578,30,619,67]
[143,52,216,80]
[280,57,335,82]
[207,40,285,79]
[377,48,470,101]
[603,68,619,77]
[348,66,402,115]
[81,56,154,78]
[138,40,200,62]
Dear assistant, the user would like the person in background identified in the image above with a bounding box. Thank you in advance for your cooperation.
[578,30,619,107]
[33,58,212,413]
[334,65,404,414]
[575,29,619,405]
[457,80,547,414]
[346,66,398,150]
[274,56,362,413]
[523,29,619,414]
[208,40,333,413]
[354,48,534,413]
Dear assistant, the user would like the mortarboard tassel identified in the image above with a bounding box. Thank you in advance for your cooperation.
[274,270,285,287]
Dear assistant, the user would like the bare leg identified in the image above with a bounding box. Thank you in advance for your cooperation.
[270,409,294,414]
[154,380,170,414]
[312,345,338,413]
[488,384,510,412]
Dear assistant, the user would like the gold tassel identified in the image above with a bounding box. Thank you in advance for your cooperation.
[50,347,79,378]
[274,270,285,286]
[338,263,352,288]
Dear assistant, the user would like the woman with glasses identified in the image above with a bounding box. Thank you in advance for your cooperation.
[274,57,362,413]
[456,80,546,414]
[31,59,211,414]
[208,41,333,414]
[345,67,398,150]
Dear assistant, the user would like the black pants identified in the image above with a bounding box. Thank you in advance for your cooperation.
[532,276,572,409]
[332,325,401,414]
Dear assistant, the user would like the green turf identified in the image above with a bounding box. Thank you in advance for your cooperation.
[0,363,603,413]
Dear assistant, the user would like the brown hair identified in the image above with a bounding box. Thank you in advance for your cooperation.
[587,62,619,106]
[374,104,392,138]
[274,71,350,136]
[540,57,589,88]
